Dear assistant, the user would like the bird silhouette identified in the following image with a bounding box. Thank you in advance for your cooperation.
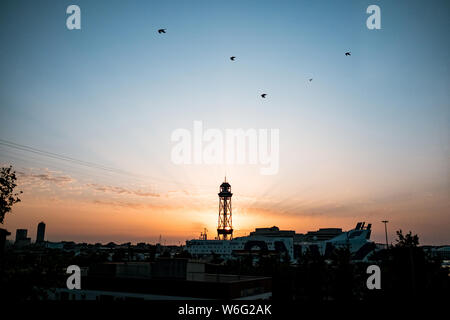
[345,52,351,56]
[230,56,236,61]
[309,78,313,82]
[261,94,267,98]
[158,29,166,34]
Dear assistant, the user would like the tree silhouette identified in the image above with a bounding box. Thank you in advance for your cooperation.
[0,166,22,224]
[395,229,419,247]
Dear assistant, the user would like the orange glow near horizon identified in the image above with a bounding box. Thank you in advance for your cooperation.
[4,177,449,246]
[0,164,448,246]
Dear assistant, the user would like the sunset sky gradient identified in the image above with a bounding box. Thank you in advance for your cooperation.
[0,0,449,245]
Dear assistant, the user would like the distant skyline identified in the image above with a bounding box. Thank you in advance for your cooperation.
[0,0,449,245]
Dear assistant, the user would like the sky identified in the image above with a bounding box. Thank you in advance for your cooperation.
[0,0,449,245]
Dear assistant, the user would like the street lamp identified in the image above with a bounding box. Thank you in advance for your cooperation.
[381,220,389,249]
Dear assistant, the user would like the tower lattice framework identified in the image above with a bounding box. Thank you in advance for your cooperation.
[217,177,233,240]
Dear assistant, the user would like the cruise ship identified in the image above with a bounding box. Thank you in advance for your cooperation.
[293,222,375,260]
[185,222,375,262]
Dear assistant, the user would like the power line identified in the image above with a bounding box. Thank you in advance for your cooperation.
[0,139,216,189]
[0,139,132,176]
[0,147,134,185]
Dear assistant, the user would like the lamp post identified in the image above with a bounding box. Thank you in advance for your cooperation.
[381,220,389,249]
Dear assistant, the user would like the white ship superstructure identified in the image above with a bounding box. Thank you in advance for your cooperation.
[185,222,374,262]
[295,222,373,258]
[186,236,294,260]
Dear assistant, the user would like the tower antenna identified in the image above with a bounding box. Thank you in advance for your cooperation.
[217,178,233,240]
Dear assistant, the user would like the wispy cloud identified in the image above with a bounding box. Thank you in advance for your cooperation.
[18,169,74,186]
[87,183,160,197]
[90,199,176,211]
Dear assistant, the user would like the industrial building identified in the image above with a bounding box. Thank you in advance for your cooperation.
[49,259,272,300]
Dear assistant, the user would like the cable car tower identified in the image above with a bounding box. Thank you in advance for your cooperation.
[217,177,233,240]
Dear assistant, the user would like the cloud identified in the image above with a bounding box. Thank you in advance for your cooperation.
[91,199,145,209]
[87,183,160,198]
[18,169,74,186]
[29,173,73,184]
[91,199,174,211]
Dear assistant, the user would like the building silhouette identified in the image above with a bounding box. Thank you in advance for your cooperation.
[15,229,27,242]
[15,229,31,247]
[36,221,46,243]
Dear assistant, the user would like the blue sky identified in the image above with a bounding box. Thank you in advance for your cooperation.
[0,0,449,244]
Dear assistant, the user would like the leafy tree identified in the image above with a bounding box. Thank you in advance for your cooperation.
[395,229,419,247]
[329,246,354,300]
[0,165,22,224]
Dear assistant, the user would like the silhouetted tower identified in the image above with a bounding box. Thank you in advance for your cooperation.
[217,177,233,240]
[36,221,46,243]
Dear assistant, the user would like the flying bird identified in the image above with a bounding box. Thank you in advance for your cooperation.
[158,29,166,34]
[309,78,313,82]
[230,56,236,61]
[345,52,351,56]
[261,94,267,98]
